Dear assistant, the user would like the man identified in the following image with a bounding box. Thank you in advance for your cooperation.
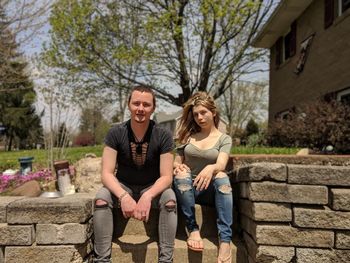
[93,86,177,263]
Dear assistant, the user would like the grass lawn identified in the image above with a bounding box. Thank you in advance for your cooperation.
[0,145,300,172]
[0,145,103,172]
[232,146,300,155]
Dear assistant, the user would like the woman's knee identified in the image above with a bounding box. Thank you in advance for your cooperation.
[214,172,232,194]
[174,168,191,179]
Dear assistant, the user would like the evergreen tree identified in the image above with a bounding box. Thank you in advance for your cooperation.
[0,6,43,151]
[246,118,259,137]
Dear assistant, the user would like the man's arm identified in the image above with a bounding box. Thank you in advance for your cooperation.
[133,152,174,221]
[101,146,136,218]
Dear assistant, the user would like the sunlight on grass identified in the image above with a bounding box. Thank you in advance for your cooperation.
[0,145,103,171]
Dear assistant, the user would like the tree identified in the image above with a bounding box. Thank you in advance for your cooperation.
[0,8,43,151]
[79,105,111,145]
[43,0,274,110]
[218,81,268,137]
[1,0,51,47]
[246,118,259,137]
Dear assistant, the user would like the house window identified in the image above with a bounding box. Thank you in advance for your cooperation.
[275,21,297,67]
[340,0,350,13]
[325,0,350,29]
[337,88,350,105]
[324,0,335,28]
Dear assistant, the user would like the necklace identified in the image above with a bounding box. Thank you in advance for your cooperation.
[132,132,145,155]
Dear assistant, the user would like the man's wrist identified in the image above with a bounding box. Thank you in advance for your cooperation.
[142,191,154,200]
[118,191,129,206]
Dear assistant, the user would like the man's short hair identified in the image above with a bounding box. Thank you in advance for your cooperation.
[128,85,156,107]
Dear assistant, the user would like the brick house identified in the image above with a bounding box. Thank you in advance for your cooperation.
[252,0,350,123]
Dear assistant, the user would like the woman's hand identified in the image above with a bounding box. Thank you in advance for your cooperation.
[174,163,190,176]
[193,164,215,191]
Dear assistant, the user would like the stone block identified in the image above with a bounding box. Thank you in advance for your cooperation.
[36,220,92,244]
[336,231,350,249]
[248,182,328,204]
[243,232,295,263]
[5,242,91,263]
[255,225,334,248]
[0,224,34,246]
[237,163,287,182]
[296,248,350,263]
[0,246,4,263]
[239,199,292,222]
[331,188,350,211]
[10,181,41,197]
[0,197,25,223]
[7,194,93,224]
[288,165,350,186]
[294,207,350,229]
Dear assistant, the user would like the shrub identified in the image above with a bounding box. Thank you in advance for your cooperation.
[73,132,95,146]
[268,99,350,154]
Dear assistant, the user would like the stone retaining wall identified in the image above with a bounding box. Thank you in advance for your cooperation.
[233,162,350,263]
[1,159,350,262]
[0,194,94,263]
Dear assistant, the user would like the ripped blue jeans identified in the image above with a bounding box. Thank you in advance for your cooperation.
[173,172,233,242]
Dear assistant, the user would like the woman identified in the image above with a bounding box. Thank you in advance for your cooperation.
[173,92,233,263]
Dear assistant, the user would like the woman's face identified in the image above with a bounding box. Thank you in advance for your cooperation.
[192,104,215,129]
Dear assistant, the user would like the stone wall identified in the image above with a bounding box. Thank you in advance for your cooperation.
[2,160,350,262]
[0,194,94,263]
[234,162,350,263]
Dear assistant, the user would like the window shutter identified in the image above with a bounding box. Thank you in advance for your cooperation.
[324,0,334,29]
[275,37,283,67]
[290,21,297,57]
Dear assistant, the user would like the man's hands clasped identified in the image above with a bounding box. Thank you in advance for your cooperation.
[119,192,152,222]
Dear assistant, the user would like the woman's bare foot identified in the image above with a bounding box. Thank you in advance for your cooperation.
[187,230,204,251]
[217,242,231,263]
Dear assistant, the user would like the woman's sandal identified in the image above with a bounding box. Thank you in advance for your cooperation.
[187,237,204,252]
[217,251,232,263]
[217,243,232,263]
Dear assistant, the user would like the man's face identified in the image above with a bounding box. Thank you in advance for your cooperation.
[128,90,155,123]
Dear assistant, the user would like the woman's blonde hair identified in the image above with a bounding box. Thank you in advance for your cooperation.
[176,91,220,144]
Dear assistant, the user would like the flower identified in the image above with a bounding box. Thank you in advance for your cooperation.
[0,170,54,193]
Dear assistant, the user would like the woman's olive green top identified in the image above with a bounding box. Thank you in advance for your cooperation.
[177,134,232,177]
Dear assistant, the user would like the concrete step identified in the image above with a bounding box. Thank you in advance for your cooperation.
[111,235,247,263]
[114,204,219,238]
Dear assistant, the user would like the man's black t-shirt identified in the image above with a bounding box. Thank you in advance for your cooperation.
[104,120,174,186]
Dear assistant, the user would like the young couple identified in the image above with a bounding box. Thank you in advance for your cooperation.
[93,86,233,263]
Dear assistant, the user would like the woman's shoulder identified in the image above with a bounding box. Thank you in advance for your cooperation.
[218,133,232,143]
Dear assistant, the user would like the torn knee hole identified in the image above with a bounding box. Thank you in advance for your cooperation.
[175,174,191,179]
[218,184,232,194]
[165,200,176,212]
[165,200,176,208]
[177,184,192,192]
[95,199,108,208]
[215,172,228,179]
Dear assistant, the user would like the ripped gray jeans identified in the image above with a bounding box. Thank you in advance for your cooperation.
[93,183,177,263]
[173,172,233,242]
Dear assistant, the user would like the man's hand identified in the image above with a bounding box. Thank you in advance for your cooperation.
[133,192,152,222]
[120,194,137,218]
